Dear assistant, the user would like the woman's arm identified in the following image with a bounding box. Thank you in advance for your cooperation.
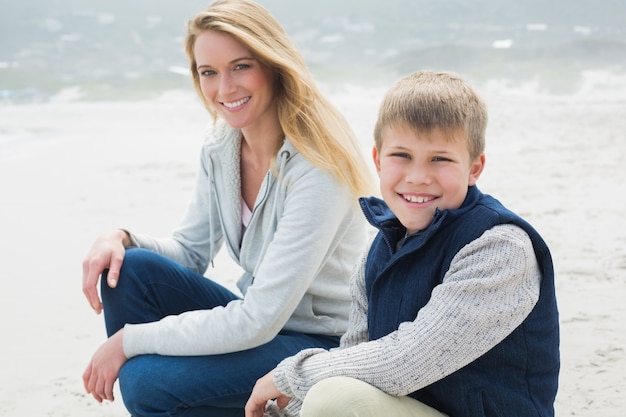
[123,166,362,357]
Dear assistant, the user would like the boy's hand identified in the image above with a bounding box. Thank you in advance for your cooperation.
[245,370,291,417]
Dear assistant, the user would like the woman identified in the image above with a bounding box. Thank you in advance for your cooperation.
[81,1,372,416]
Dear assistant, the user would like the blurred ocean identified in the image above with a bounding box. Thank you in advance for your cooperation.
[1,0,625,152]
[1,0,625,103]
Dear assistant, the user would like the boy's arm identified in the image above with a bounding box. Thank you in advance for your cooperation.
[338,246,371,349]
[274,224,540,403]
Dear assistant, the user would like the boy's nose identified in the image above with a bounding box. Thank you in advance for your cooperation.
[405,164,432,185]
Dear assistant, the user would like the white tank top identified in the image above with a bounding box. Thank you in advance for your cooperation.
[241,198,253,228]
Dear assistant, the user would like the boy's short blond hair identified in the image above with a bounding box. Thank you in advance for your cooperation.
[374,71,487,161]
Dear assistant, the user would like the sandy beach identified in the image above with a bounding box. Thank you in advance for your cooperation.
[1,73,625,416]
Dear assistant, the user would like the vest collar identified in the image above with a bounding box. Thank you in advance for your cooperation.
[360,185,483,250]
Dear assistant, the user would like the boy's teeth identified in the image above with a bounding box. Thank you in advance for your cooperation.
[223,97,250,108]
[404,195,429,203]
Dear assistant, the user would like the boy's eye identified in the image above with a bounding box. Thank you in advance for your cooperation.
[391,152,411,159]
[432,156,451,162]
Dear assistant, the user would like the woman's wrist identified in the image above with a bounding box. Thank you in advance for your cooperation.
[116,229,132,248]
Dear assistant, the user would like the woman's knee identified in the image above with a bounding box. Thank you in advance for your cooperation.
[101,248,168,335]
[119,356,173,416]
[101,248,170,302]
[118,359,149,416]
[118,247,162,277]
[102,248,151,291]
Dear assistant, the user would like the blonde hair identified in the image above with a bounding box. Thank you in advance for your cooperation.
[184,0,373,198]
[374,71,487,161]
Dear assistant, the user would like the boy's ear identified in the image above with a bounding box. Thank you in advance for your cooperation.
[372,146,382,174]
[468,154,486,186]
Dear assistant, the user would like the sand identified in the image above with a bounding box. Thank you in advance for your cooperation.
[1,74,625,416]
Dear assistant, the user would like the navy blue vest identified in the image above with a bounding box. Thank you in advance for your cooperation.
[360,186,559,417]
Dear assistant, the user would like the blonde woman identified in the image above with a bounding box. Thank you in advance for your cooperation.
[81,1,373,416]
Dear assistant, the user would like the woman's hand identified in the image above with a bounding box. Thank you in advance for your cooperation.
[82,229,129,314]
[245,370,291,417]
[82,329,127,402]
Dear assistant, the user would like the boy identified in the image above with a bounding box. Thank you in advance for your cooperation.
[245,71,560,417]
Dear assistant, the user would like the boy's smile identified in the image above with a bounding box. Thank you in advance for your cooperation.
[373,124,485,235]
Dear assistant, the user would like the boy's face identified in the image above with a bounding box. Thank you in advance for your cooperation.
[373,124,485,234]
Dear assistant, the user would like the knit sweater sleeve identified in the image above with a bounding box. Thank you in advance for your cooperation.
[337,242,371,349]
[274,224,541,415]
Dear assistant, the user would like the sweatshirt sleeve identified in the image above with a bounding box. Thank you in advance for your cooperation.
[122,165,360,358]
[273,224,541,408]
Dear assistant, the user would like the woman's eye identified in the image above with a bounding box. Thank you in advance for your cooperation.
[234,63,250,71]
[200,69,217,77]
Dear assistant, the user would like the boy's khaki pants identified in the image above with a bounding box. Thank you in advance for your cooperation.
[300,376,448,417]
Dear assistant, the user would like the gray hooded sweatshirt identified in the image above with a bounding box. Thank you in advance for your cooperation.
[122,121,368,358]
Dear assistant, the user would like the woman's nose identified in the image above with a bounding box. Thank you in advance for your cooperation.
[219,74,236,95]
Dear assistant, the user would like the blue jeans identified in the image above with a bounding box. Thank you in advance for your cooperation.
[101,248,339,417]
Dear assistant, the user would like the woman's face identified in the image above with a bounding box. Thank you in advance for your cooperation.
[193,30,278,133]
